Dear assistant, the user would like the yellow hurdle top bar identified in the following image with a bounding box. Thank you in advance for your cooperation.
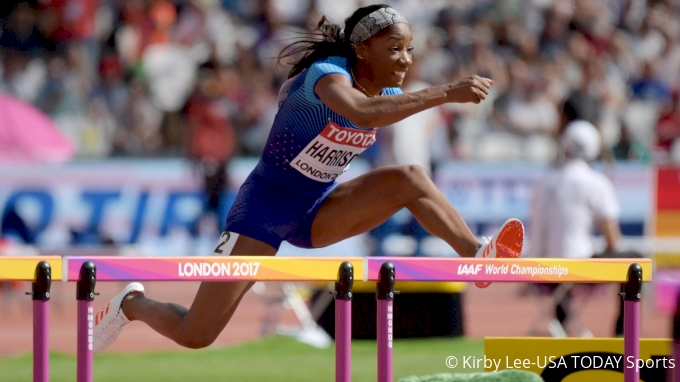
[66,256,365,282]
[0,256,63,281]
[366,257,652,283]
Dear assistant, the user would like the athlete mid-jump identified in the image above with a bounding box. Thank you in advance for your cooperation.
[93,4,523,352]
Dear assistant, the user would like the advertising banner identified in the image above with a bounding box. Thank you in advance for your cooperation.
[0,159,655,256]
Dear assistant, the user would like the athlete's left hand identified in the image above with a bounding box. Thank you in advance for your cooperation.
[446,75,494,104]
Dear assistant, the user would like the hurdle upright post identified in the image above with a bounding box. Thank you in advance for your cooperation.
[76,262,96,382]
[622,263,642,382]
[377,262,395,382]
[334,261,354,382]
[30,261,51,382]
[672,291,680,382]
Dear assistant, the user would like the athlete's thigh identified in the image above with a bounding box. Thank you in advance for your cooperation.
[180,234,277,338]
[310,165,412,247]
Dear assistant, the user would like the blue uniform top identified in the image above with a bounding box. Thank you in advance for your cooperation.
[249,56,403,197]
[224,56,403,250]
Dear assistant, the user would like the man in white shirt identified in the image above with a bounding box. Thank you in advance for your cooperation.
[527,120,621,260]
[526,120,628,336]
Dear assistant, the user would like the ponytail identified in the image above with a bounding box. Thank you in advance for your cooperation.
[277,16,352,79]
[277,4,392,79]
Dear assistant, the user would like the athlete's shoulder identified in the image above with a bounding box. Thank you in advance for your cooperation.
[308,56,351,79]
[303,56,351,103]
[312,56,350,68]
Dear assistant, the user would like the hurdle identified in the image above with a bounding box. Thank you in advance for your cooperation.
[365,257,653,382]
[0,256,63,382]
[65,256,364,382]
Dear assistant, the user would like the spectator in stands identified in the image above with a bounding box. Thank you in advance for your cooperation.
[0,1,52,54]
[655,89,680,159]
[613,119,652,163]
[184,64,237,235]
[0,0,678,163]
[629,60,672,103]
[558,89,601,136]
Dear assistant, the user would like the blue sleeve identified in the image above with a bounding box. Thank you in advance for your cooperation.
[382,87,403,96]
[304,57,351,104]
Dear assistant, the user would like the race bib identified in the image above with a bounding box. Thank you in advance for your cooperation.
[290,122,376,182]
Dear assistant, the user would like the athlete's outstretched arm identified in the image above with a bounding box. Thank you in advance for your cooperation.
[315,73,493,128]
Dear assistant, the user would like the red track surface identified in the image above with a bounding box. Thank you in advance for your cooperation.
[0,281,672,356]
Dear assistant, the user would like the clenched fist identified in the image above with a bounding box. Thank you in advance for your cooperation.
[446,75,494,104]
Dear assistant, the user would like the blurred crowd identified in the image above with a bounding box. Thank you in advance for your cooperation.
[1,0,680,167]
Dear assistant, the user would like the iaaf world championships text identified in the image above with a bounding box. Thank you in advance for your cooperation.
[457,264,569,278]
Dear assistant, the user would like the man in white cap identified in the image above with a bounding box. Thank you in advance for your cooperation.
[526,120,625,336]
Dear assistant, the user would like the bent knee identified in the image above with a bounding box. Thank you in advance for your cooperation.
[378,165,432,205]
[392,165,432,193]
[178,332,218,349]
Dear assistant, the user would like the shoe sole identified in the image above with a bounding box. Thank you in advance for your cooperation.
[495,219,524,258]
[475,219,524,289]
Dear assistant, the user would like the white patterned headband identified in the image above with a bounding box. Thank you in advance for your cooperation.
[341,7,408,47]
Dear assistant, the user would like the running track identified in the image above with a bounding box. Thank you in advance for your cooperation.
[0,281,672,356]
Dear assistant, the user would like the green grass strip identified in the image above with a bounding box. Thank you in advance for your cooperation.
[0,336,484,381]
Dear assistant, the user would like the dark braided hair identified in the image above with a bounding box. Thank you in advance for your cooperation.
[277,4,391,79]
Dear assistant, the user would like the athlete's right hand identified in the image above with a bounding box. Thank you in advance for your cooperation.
[446,75,494,104]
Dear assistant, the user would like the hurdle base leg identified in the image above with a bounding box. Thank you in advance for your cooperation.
[31,261,51,382]
[76,262,97,382]
[377,262,395,382]
[335,262,354,382]
[621,263,642,382]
